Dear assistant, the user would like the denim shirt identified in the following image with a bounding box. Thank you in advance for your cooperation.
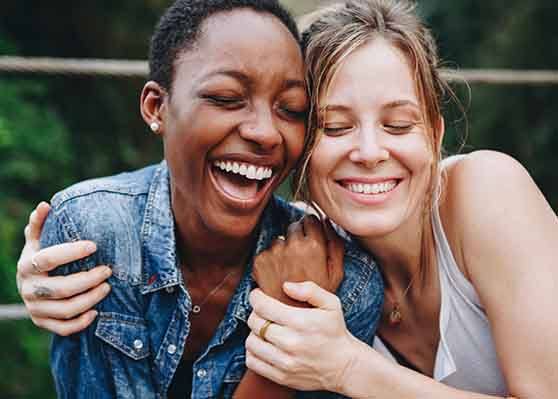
[41,161,384,399]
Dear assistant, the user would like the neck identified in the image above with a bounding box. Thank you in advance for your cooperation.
[172,197,257,275]
[358,209,425,292]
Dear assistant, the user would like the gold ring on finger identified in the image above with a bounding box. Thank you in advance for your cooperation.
[259,320,273,342]
[31,256,43,273]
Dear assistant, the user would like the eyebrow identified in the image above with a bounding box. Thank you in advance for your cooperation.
[383,100,420,110]
[319,104,351,113]
[205,69,252,86]
[204,70,305,91]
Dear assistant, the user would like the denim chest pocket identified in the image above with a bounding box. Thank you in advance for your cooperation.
[95,312,151,360]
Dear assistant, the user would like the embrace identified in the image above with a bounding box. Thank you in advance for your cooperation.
[16,0,558,398]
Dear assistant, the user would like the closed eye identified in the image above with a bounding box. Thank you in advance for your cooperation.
[322,125,353,137]
[383,123,416,134]
[278,106,308,122]
[203,95,245,109]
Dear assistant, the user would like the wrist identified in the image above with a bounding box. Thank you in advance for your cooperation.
[330,333,366,395]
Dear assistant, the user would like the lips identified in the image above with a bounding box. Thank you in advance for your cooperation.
[335,177,402,204]
[209,158,279,207]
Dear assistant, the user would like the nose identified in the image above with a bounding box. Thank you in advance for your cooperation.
[238,105,282,151]
[349,127,389,167]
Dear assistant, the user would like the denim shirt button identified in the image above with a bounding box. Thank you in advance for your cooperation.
[133,339,144,350]
[196,369,207,379]
[165,286,175,294]
[167,344,177,355]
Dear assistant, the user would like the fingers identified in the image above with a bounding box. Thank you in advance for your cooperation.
[246,348,286,386]
[20,266,112,300]
[323,219,345,289]
[26,282,111,320]
[32,310,99,337]
[283,281,342,311]
[245,332,293,372]
[249,289,306,328]
[286,219,304,240]
[24,202,51,245]
[247,310,289,347]
[302,215,327,246]
[19,241,97,276]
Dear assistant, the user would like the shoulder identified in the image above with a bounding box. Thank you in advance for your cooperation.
[41,163,164,275]
[46,163,162,241]
[440,150,556,284]
[441,150,543,230]
[50,163,160,209]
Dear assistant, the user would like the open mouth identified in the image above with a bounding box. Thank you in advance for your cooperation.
[210,160,276,202]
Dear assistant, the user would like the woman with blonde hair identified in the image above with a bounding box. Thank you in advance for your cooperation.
[245,0,558,397]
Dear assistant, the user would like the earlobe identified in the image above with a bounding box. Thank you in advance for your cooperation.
[140,81,166,135]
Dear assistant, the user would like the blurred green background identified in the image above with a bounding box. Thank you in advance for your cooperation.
[1,0,556,397]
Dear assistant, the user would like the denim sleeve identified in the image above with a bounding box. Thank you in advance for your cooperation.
[297,265,384,399]
[39,209,120,399]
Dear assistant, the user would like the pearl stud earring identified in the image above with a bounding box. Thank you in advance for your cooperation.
[150,122,160,133]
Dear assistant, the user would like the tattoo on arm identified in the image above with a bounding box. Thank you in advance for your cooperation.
[33,285,54,299]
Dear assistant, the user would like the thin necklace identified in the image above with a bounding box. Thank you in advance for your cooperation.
[188,269,239,315]
[387,271,419,326]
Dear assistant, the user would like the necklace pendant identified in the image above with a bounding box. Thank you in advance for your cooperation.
[389,304,402,325]
[192,305,201,314]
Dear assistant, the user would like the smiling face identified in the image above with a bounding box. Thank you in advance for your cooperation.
[152,9,307,240]
[308,38,437,240]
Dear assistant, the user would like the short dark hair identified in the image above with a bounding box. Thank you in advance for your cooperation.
[149,0,300,92]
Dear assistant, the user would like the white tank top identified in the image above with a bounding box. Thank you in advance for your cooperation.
[373,155,509,395]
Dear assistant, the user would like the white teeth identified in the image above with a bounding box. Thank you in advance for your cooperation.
[346,180,397,195]
[213,161,273,181]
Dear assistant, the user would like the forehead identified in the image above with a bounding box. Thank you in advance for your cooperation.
[174,9,304,87]
[324,38,418,107]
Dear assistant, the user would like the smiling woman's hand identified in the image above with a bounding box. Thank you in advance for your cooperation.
[245,283,364,393]
[252,215,344,307]
[16,202,112,336]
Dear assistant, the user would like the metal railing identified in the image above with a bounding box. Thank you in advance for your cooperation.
[2,56,558,85]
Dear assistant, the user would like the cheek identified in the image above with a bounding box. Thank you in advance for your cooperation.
[307,137,342,202]
[282,122,306,163]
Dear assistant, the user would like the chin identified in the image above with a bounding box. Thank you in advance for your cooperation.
[333,211,402,240]
[204,208,264,239]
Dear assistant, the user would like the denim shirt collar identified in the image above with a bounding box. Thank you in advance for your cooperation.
[139,161,296,322]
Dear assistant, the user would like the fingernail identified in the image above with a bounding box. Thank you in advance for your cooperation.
[284,282,295,290]
[103,283,112,293]
[91,310,99,319]
[30,210,37,222]
[85,242,97,252]
[103,266,112,277]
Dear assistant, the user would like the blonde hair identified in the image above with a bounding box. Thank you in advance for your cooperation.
[293,0,458,278]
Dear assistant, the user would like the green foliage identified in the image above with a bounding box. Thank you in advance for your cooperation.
[0,36,67,397]
[421,0,558,209]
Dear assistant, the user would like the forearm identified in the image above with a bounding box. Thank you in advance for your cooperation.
[339,338,513,399]
[234,370,295,399]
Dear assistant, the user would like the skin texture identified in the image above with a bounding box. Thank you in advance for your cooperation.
[252,215,344,307]
[244,38,558,398]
